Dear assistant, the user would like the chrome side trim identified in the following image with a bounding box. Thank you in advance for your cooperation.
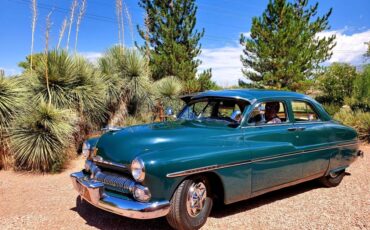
[70,171,170,219]
[166,141,358,178]
[166,160,251,178]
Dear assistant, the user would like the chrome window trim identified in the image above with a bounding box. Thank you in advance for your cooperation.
[166,140,358,178]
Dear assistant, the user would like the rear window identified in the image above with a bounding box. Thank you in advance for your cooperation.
[291,101,320,122]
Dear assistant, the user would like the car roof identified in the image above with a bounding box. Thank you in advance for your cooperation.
[189,89,310,102]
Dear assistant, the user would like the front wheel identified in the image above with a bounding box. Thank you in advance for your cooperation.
[166,177,213,230]
[319,170,345,187]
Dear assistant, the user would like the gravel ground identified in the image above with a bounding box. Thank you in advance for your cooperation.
[0,145,369,230]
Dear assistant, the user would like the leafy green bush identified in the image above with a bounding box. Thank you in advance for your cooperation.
[10,102,76,172]
[322,103,341,116]
[348,64,370,111]
[317,63,357,104]
[334,108,370,141]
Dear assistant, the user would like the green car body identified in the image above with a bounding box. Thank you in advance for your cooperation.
[71,89,361,226]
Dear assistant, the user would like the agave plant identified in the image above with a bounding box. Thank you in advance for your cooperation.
[26,50,107,128]
[99,46,153,125]
[0,75,25,169]
[11,102,76,172]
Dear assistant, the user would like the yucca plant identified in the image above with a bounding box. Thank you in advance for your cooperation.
[0,75,25,169]
[26,50,107,128]
[154,76,183,114]
[99,46,153,125]
[11,102,76,172]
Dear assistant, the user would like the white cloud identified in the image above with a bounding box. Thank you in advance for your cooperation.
[200,29,370,87]
[318,29,370,65]
[80,52,102,64]
[199,45,244,87]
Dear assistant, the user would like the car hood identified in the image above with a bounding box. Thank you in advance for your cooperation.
[95,120,234,164]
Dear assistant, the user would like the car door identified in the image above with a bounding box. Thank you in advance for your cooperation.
[243,100,302,195]
[289,100,332,178]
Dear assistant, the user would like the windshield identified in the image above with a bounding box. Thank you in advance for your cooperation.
[178,97,249,124]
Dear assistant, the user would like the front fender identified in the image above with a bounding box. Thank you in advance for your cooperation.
[140,144,251,203]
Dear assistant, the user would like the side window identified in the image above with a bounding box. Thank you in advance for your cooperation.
[248,101,288,125]
[291,101,320,122]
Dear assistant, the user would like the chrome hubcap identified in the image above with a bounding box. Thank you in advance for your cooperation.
[186,181,207,217]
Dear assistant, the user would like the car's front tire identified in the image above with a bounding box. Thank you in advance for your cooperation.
[166,176,213,230]
[319,170,345,187]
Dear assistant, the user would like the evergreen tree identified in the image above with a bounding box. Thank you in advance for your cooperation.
[137,0,208,83]
[240,0,336,91]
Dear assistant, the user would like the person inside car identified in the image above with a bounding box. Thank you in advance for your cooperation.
[265,102,282,124]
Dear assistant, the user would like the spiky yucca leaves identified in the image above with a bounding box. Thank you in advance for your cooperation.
[11,102,76,172]
[0,76,25,169]
[99,46,153,125]
[154,76,183,114]
[27,50,107,127]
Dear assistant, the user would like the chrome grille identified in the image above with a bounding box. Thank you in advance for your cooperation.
[95,171,135,193]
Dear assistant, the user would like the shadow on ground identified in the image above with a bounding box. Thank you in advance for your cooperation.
[71,176,349,229]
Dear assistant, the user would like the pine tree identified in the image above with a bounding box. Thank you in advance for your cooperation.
[240,0,336,91]
[137,0,207,82]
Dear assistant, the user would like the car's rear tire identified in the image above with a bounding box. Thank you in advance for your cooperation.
[319,170,345,187]
[166,176,213,230]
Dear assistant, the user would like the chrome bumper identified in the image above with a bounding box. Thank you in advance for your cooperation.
[70,171,170,219]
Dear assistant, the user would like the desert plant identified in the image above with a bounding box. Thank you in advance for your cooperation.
[74,0,87,52]
[30,0,37,72]
[0,76,25,169]
[322,103,341,116]
[23,49,107,152]
[57,17,68,49]
[334,107,370,141]
[115,0,124,47]
[66,0,78,50]
[11,102,76,172]
[99,46,153,124]
[154,76,183,113]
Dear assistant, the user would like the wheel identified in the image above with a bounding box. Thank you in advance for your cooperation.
[166,176,213,230]
[319,170,345,187]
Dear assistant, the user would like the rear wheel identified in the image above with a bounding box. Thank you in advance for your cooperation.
[166,176,213,230]
[319,170,345,187]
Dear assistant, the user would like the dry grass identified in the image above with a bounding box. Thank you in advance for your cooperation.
[66,0,78,51]
[74,0,87,53]
[0,145,369,230]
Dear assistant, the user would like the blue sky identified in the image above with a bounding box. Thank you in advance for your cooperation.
[1,0,369,85]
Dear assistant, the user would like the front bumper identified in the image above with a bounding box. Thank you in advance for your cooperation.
[70,171,170,219]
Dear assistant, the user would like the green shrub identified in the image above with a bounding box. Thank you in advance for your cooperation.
[334,108,370,141]
[322,103,341,116]
[317,63,357,104]
[10,102,76,172]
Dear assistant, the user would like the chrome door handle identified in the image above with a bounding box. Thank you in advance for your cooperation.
[287,127,306,131]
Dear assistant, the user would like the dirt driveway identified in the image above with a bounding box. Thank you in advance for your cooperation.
[0,145,369,230]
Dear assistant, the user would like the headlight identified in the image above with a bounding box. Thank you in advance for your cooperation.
[133,185,151,202]
[82,141,91,158]
[131,157,145,182]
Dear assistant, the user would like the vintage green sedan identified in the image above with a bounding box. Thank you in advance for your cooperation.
[71,89,363,230]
